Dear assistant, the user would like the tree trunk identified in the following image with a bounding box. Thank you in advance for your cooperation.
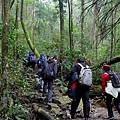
[81,0,85,55]
[32,0,35,46]
[110,1,114,59]
[10,0,15,9]
[68,0,74,64]
[14,0,19,60]
[58,0,64,79]
[92,0,103,61]
[20,0,39,57]
[0,0,10,119]
[96,56,120,68]
[1,0,4,21]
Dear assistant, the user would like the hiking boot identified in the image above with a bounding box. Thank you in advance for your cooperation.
[106,116,114,120]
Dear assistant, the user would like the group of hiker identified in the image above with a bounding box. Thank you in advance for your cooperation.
[22,52,120,120]
[66,59,120,120]
[22,52,58,103]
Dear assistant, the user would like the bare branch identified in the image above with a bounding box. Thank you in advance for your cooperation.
[10,0,15,9]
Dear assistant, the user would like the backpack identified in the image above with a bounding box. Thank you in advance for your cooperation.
[108,72,120,88]
[29,55,37,63]
[40,55,47,68]
[25,53,29,61]
[37,55,47,77]
[78,63,92,87]
[46,62,55,79]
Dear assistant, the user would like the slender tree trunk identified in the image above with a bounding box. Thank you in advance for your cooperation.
[58,0,64,79]
[113,8,117,58]
[1,0,4,21]
[14,0,19,60]
[81,0,85,55]
[32,0,35,46]
[0,0,10,119]
[59,0,64,59]
[93,0,101,61]
[110,1,114,59]
[68,0,71,47]
[10,0,15,9]
[94,2,98,61]
[68,0,74,64]
[20,0,39,57]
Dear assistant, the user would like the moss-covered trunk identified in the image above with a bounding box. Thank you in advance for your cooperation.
[20,0,39,58]
[0,0,10,119]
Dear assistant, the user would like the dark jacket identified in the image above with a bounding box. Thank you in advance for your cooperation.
[66,62,86,87]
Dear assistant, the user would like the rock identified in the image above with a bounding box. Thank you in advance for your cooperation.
[76,100,83,112]
[58,96,71,104]
[47,103,62,115]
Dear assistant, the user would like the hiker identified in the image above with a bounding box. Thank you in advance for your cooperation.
[52,55,58,82]
[101,64,120,119]
[35,54,47,77]
[67,58,90,120]
[28,52,37,72]
[42,56,58,103]
[35,54,47,89]
[52,55,57,63]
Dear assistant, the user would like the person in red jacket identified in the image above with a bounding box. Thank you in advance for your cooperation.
[101,64,114,120]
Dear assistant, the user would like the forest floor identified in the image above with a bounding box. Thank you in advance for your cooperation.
[11,77,120,120]
[24,78,120,120]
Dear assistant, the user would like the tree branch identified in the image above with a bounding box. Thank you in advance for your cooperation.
[10,0,15,9]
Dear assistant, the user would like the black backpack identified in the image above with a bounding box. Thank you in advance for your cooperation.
[108,72,120,88]
[46,62,55,79]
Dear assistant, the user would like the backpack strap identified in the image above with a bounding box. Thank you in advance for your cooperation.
[77,63,90,77]
[77,63,85,77]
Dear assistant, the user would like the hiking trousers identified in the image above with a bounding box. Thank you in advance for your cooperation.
[105,93,114,118]
[114,93,120,114]
[43,78,53,102]
[70,85,90,119]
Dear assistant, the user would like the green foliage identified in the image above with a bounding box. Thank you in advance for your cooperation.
[17,77,31,93]
[115,45,120,55]
[35,1,58,22]
[56,79,68,94]
[97,46,109,61]
[7,104,28,120]
[24,0,32,4]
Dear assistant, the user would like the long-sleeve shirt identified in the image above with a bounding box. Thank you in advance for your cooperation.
[101,72,110,94]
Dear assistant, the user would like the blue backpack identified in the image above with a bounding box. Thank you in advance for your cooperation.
[108,72,120,88]
[38,54,48,77]
[39,55,47,69]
